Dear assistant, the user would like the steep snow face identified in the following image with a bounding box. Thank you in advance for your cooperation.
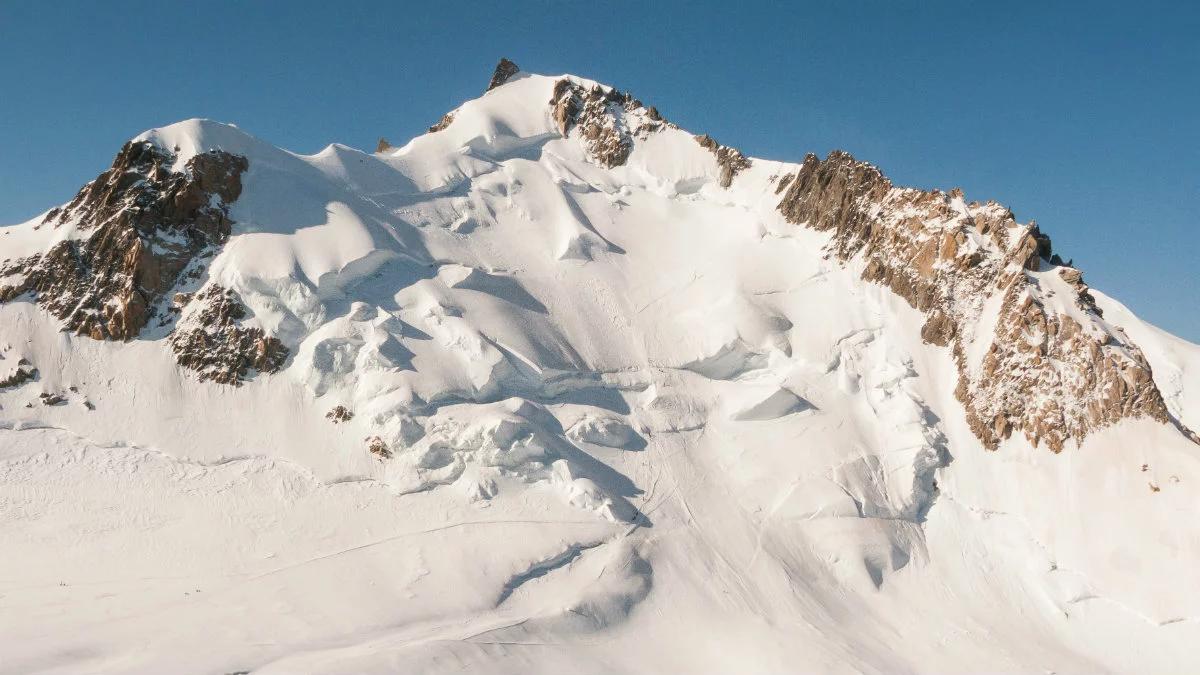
[2,64,1199,674]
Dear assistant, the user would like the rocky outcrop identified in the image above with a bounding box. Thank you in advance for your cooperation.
[549,79,666,168]
[427,111,455,133]
[366,436,392,459]
[0,360,36,389]
[962,284,1169,450]
[375,137,392,153]
[0,141,293,386]
[547,78,743,188]
[0,141,246,340]
[327,405,354,423]
[777,151,891,255]
[694,134,751,187]
[169,285,288,385]
[38,392,67,406]
[550,79,632,167]
[777,150,1184,451]
[486,58,520,92]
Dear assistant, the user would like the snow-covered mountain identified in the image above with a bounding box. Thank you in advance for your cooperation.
[2,60,1198,674]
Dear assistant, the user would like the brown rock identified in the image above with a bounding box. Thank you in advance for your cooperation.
[367,436,392,459]
[0,141,248,341]
[547,79,633,167]
[427,112,455,133]
[0,365,36,389]
[169,285,288,385]
[939,230,962,260]
[326,405,354,423]
[921,312,956,346]
[774,148,1189,452]
[777,151,891,255]
[485,58,520,92]
[39,392,67,406]
[550,79,578,136]
[1013,232,1042,271]
[694,134,751,188]
[993,414,1012,439]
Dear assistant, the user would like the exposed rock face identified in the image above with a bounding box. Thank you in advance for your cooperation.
[327,405,354,423]
[169,285,288,386]
[375,137,392,153]
[777,150,1183,451]
[694,134,751,187]
[427,111,455,133]
[0,141,246,340]
[0,363,36,389]
[547,78,742,189]
[549,79,666,168]
[367,435,392,459]
[0,142,288,386]
[486,58,520,92]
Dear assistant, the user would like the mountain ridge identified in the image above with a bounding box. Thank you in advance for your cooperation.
[2,61,1190,451]
[1,59,1199,674]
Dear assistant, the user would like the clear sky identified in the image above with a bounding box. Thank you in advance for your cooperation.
[1,1,1197,340]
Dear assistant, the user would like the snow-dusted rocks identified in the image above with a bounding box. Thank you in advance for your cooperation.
[694,133,751,187]
[0,139,293,386]
[0,350,36,390]
[777,150,1184,451]
[0,141,246,340]
[2,61,1199,674]
[169,285,288,384]
[549,78,669,168]
[485,57,521,92]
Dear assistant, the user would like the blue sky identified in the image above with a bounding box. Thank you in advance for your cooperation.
[1,1,1197,340]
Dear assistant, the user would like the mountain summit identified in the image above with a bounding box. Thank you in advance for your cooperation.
[2,61,1198,674]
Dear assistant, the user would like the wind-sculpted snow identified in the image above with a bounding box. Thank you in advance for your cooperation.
[2,60,1200,674]
[382,398,640,522]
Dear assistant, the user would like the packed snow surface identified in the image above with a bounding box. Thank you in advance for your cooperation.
[2,71,1199,674]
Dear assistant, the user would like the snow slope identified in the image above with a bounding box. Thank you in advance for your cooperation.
[2,67,1199,674]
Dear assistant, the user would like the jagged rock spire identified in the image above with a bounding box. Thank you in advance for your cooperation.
[486,58,520,92]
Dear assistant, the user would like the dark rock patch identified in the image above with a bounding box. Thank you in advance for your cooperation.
[0,141,291,387]
[694,134,751,188]
[486,58,520,92]
[549,79,669,168]
[777,150,1184,451]
[327,405,354,423]
[169,285,288,386]
[0,365,37,389]
[427,111,455,133]
[39,392,67,406]
[0,141,246,341]
[367,436,392,459]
